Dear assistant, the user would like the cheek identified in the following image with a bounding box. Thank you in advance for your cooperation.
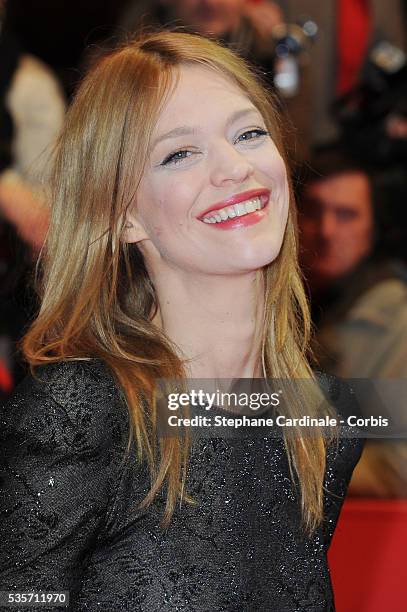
[278,165,289,197]
[259,151,288,196]
[155,177,200,231]
[346,222,368,245]
[166,175,198,204]
[139,181,196,248]
[361,219,374,243]
[138,194,166,239]
[275,164,290,224]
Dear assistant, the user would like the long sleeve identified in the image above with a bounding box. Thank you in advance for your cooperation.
[0,362,366,611]
[0,361,130,609]
[318,373,365,549]
[323,434,364,550]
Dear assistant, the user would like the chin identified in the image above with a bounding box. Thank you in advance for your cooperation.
[318,262,351,280]
[315,269,343,285]
[233,244,285,273]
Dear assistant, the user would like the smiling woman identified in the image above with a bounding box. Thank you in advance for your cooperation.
[0,31,363,611]
[125,63,289,276]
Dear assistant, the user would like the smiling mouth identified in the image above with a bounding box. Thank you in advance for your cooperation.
[201,196,266,223]
[198,190,270,224]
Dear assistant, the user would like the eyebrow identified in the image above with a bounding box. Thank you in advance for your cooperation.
[151,107,263,150]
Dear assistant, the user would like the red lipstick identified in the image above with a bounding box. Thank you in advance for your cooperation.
[198,188,270,219]
[197,188,270,230]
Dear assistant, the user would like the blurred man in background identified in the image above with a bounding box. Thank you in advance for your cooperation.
[299,148,407,497]
[299,150,407,379]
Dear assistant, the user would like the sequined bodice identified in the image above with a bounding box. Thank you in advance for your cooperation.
[0,360,363,611]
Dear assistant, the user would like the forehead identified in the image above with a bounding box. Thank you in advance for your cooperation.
[307,172,371,210]
[154,64,259,131]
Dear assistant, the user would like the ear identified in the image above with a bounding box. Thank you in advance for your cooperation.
[122,208,149,244]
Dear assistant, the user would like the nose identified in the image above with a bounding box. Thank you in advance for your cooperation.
[319,211,337,240]
[210,142,255,187]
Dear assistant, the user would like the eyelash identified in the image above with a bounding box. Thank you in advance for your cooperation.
[160,128,269,166]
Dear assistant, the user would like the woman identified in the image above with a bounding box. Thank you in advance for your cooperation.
[0,31,363,611]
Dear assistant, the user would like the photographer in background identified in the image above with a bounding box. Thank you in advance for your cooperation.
[118,0,319,160]
[120,0,283,82]
[120,0,406,160]
[276,0,406,148]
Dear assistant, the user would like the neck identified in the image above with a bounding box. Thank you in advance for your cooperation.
[150,268,265,379]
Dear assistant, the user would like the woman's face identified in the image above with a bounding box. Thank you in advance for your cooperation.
[127,64,289,277]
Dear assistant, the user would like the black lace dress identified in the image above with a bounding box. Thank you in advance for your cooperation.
[0,360,363,611]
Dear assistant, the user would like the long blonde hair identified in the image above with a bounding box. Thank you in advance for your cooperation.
[23,31,337,535]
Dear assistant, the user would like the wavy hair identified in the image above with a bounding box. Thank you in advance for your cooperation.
[22,30,338,535]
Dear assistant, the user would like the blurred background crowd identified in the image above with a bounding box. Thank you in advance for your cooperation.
[0,0,406,502]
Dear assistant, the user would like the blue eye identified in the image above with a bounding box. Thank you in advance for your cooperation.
[236,128,269,143]
[160,128,269,167]
[161,150,193,166]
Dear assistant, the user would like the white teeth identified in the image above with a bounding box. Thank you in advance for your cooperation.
[202,196,264,224]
